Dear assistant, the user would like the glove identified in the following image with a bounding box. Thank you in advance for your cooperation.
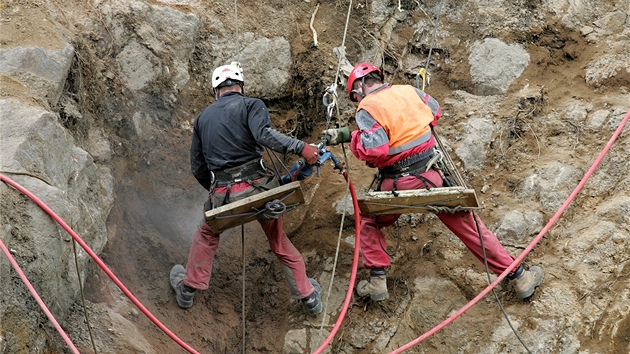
[299,143,319,165]
[322,126,351,145]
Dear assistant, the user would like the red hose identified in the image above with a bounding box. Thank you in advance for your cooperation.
[0,174,200,354]
[0,237,81,354]
[391,107,630,353]
[313,171,361,353]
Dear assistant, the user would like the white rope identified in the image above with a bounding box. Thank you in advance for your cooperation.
[234,0,240,62]
[318,0,354,340]
[332,0,354,95]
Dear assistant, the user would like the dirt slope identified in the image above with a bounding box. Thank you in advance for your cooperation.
[2,0,629,353]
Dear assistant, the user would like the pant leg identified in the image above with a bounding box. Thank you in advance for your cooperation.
[259,216,314,299]
[436,211,516,274]
[184,222,221,289]
[359,213,398,269]
[182,181,262,290]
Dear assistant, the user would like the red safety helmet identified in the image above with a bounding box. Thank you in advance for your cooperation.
[347,62,384,102]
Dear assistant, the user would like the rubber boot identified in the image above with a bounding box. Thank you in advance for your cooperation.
[302,278,322,316]
[170,264,195,309]
[356,268,389,301]
[511,265,544,299]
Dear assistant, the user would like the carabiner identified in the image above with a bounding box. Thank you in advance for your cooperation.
[416,68,431,92]
[322,83,338,118]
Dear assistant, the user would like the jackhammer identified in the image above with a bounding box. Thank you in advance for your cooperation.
[280,140,344,184]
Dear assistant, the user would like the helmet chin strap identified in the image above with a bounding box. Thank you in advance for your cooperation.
[351,77,367,101]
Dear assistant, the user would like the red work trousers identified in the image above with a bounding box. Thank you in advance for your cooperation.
[183,181,315,299]
[359,169,519,275]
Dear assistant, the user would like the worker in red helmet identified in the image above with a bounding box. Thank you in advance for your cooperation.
[324,61,543,301]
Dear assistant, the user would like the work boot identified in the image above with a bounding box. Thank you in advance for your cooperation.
[170,264,195,309]
[510,265,544,299]
[302,278,322,316]
[356,268,389,301]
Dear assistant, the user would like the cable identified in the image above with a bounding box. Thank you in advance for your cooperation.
[72,238,99,354]
[0,173,201,354]
[0,232,81,354]
[472,211,531,353]
[390,108,630,353]
[423,0,445,72]
[234,0,240,62]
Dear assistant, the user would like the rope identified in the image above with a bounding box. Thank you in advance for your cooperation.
[391,108,630,352]
[472,211,532,353]
[0,173,201,354]
[433,130,467,188]
[376,219,401,257]
[234,0,240,62]
[71,238,98,354]
[262,199,287,219]
[241,224,246,354]
[0,230,81,354]
[318,170,351,339]
[0,170,52,186]
[423,0,444,72]
[212,191,298,220]
[315,2,355,339]
[331,0,353,96]
[425,204,467,213]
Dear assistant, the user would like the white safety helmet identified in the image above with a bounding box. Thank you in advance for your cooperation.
[211,62,244,89]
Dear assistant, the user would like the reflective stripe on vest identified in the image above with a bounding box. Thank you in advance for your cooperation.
[358,85,434,155]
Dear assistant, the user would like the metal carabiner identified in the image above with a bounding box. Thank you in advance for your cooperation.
[416,68,431,92]
[322,83,338,118]
[425,149,443,172]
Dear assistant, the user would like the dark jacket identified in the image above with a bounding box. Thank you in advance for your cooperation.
[191,92,304,190]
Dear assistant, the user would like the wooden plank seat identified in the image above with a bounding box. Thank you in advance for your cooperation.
[357,186,480,216]
[204,181,305,233]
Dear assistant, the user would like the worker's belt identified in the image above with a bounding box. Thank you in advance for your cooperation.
[379,147,435,179]
[211,159,268,186]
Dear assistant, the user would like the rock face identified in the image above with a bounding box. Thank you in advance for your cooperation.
[1,0,629,353]
[0,5,114,353]
[0,97,113,351]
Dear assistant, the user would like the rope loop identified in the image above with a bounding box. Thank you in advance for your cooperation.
[262,199,287,220]
[426,205,466,214]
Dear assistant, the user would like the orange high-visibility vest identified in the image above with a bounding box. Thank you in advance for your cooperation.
[357,85,433,155]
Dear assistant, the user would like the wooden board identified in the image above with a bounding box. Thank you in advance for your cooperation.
[357,186,480,216]
[204,181,305,233]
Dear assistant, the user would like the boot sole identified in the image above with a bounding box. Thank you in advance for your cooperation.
[176,296,194,309]
[370,292,389,301]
